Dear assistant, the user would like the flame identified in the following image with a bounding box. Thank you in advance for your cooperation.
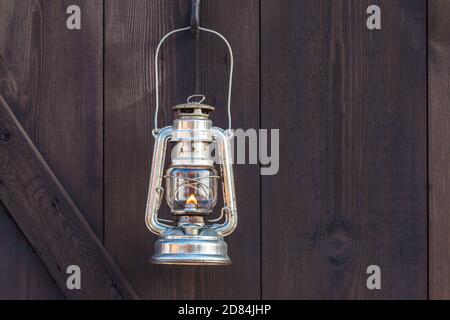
[186,194,198,206]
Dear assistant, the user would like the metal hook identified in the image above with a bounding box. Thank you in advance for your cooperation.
[191,0,201,38]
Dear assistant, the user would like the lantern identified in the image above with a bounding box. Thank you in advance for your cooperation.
[145,24,237,265]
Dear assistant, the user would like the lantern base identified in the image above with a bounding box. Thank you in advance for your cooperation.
[151,227,231,265]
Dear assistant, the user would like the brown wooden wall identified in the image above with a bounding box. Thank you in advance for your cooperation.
[0,0,448,300]
[429,0,450,300]
[0,0,103,299]
[262,0,427,299]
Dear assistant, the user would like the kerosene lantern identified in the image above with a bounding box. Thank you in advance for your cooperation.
[145,18,238,265]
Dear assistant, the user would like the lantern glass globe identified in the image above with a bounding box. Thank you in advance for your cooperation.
[165,166,218,215]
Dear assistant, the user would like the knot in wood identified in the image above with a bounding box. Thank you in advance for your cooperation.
[0,127,11,143]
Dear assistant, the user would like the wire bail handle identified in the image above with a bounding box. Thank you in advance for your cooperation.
[153,26,234,136]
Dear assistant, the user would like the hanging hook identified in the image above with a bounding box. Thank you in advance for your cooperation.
[191,0,201,38]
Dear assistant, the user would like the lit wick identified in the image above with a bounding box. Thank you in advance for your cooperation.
[185,194,198,211]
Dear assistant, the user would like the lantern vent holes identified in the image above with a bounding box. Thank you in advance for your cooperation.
[173,103,215,119]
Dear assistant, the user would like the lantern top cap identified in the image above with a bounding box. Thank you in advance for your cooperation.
[172,104,215,113]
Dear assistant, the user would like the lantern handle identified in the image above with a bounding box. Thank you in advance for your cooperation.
[154,26,234,134]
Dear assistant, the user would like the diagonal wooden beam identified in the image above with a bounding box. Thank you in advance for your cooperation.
[0,94,139,300]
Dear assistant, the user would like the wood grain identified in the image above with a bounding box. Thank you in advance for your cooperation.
[105,0,260,299]
[0,94,138,299]
[0,55,61,299]
[261,0,427,299]
[429,0,450,300]
[0,0,104,299]
[0,0,439,299]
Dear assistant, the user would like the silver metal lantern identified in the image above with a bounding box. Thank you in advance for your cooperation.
[145,23,237,265]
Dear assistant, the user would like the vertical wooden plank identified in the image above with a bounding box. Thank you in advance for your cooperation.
[261,0,427,299]
[429,0,450,300]
[0,0,103,299]
[105,0,260,299]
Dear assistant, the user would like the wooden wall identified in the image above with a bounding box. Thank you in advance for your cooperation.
[429,0,450,300]
[0,0,448,300]
[0,0,103,299]
[262,0,427,299]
